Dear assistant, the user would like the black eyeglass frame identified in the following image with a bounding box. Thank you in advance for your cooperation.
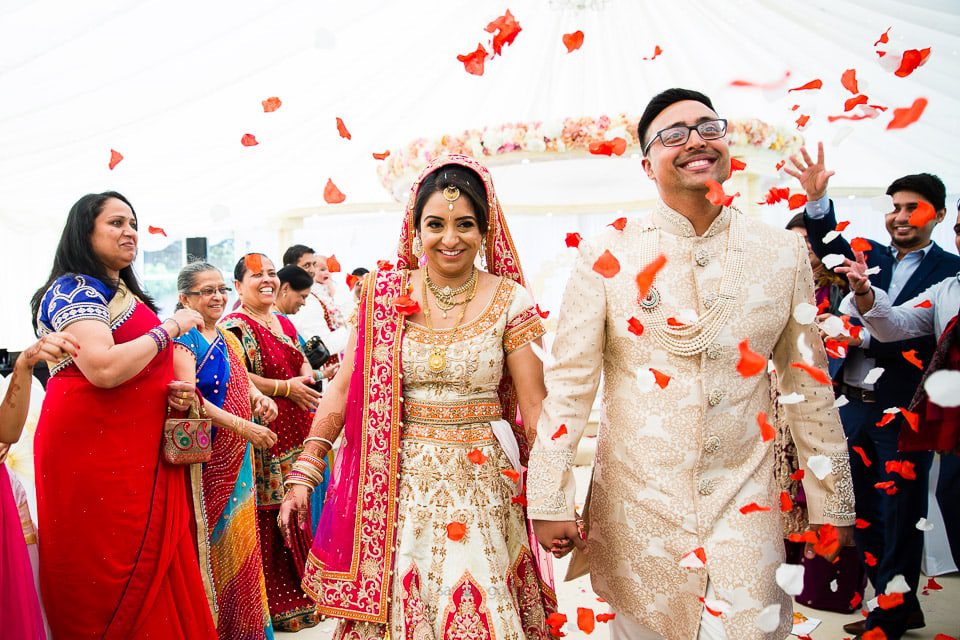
[184,286,233,297]
[642,118,728,156]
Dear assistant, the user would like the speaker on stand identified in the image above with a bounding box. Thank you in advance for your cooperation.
[186,237,208,263]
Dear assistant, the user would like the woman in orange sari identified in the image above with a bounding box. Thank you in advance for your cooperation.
[30,191,216,638]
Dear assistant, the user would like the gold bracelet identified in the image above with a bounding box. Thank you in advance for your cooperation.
[284,381,291,398]
[272,380,279,396]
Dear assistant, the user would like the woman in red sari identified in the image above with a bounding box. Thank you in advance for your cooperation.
[221,253,320,632]
[29,191,216,638]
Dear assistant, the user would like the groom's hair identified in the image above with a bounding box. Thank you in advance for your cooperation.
[637,88,716,151]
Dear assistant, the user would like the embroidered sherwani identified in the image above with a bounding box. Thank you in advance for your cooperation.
[527,203,856,640]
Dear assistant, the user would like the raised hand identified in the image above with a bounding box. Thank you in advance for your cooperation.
[834,251,871,294]
[783,142,835,201]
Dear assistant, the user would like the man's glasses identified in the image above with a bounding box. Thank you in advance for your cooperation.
[643,118,728,155]
[185,286,232,297]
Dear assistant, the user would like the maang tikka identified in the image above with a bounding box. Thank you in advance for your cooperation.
[442,185,460,211]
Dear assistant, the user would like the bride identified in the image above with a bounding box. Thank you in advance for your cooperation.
[280,154,557,639]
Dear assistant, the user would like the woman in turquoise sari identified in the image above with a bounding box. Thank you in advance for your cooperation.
[172,262,280,640]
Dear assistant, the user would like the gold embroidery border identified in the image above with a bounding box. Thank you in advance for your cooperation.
[403,400,503,425]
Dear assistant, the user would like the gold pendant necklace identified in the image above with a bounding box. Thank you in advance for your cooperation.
[421,271,479,373]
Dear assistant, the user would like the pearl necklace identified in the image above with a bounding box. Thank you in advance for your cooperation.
[638,208,745,357]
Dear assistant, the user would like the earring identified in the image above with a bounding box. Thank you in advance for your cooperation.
[412,235,423,258]
[480,238,487,270]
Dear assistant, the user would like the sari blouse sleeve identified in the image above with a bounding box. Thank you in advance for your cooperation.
[40,274,113,332]
[503,281,545,354]
[173,327,203,358]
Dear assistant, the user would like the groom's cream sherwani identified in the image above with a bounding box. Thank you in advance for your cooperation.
[527,202,855,640]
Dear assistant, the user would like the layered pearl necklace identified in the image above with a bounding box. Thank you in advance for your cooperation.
[638,208,745,357]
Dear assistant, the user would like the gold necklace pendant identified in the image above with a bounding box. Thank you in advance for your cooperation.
[428,345,447,372]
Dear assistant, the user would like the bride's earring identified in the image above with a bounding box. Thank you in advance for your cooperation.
[412,235,423,258]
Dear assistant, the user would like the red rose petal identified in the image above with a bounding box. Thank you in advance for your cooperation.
[790,362,832,385]
[757,411,776,443]
[788,79,823,92]
[240,133,259,147]
[457,43,488,76]
[577,607,595,634]
[739,502,771,514]
[636,254,667,299]
[551,424,568,440]
[562,30,584,53]
[565,232,582,248]
[324,178,346,204]
[336,117,352,140]
[592,250,621,278]
[650,368,671,389]
[887,98,928,130]
[372,150,390,160]
[850,237,872,252]
[852,445,872,467]
[627,317,644,336]
[705,179,737,206]
[907,201,936,227]
[108,149,123,170]
[446,521,467,541]
[841,69,859,94]
[609,216,628,231]
[902,349,924,370]
[736,339,766,377]
[467,448,488,465]
[326,255,341,273]
[147,226,167,237]
[485,9,522,56]
[262,96,282,112]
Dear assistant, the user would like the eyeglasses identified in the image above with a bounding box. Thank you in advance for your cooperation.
[184,286,232,297]
[642,118,728,155]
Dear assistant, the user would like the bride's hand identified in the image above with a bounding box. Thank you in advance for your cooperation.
[279,485,312,547]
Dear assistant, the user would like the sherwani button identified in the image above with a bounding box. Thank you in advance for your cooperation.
[706,343,723,360]
[703,435,721,454]
[695,248,710,267]
[703,292,718,309]
[697,478,716,495]
[707,389,724,406]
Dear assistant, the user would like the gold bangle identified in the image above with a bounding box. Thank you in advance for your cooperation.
[272,380,279,396]
[284,381,291,398]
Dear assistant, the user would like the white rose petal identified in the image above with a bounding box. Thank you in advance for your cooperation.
[775,563,805,596]
[822,254,845,270]
[679,548,706,569]
[797,334,814,365]
[886,574,910,594]
[866,596,878,612]
[807,455,832,480]
[819,315,846,337]
[924,370,960,408]
[767,360,776,374]
[636,368,656,393]
[863,367,885,385]
[830,579,838,593]
[883,406,901,414]
[916,517,934,532]
[702,597,730,615]
[822,230,841,244]
[793,302,818,325]
[865,266,881,276]
[530,343,555,367]
[779,392,806,405]
[833,395,849,408]
[755,604,781,633]
[678,308,699,325]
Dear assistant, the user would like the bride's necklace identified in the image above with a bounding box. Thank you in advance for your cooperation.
[638,208,745,357]
[421,271,479,373]
[424,266,477,316]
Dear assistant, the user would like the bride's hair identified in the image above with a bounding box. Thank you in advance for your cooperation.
[413,165,489,234]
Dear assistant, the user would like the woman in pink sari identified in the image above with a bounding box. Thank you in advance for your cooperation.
[281,155,557,639]
[1,333,78,639]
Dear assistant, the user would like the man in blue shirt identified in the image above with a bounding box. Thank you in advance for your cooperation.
[787,145,960,640]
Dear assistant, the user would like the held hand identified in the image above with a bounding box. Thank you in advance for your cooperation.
[168,308,204,337]
[279,485,312,548]
[834,251,871,294]
[804,524,855,563]
[240,421,278,448]
[532,519,587,558]
[19,332,80,368]
[286,376,321,411]
[252,394,278,423]
[166,380,196,412]
[783,142,835,201]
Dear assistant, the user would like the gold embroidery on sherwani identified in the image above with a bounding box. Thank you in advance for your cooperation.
[337,279,549,640]
[528,202,856,640]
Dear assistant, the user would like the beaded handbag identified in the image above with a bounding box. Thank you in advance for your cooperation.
[162,391,212,465]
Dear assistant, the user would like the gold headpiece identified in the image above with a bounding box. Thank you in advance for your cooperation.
[442,185,460,211]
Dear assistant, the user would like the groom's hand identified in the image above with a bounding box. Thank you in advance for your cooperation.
[532,519,586,558]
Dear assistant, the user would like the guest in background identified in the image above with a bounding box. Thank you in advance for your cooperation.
[274,264,336,534]
[349,267,370,305]
[29,191,215,637]
[221,253,320,632]
[172,261,279,640]
[1,332,79,640]
[790,147,960,638]
[282,245,349,363]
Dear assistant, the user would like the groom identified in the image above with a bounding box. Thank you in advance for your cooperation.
[527,89,856,640]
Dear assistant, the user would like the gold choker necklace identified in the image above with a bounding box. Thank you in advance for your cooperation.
[424,266,478,317]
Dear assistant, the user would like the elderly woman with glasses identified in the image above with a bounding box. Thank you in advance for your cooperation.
[171,261,279,640]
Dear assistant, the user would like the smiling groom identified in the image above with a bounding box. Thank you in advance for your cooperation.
[526,89,856,640]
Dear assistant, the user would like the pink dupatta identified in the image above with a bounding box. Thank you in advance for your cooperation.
[305,154,555,623]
